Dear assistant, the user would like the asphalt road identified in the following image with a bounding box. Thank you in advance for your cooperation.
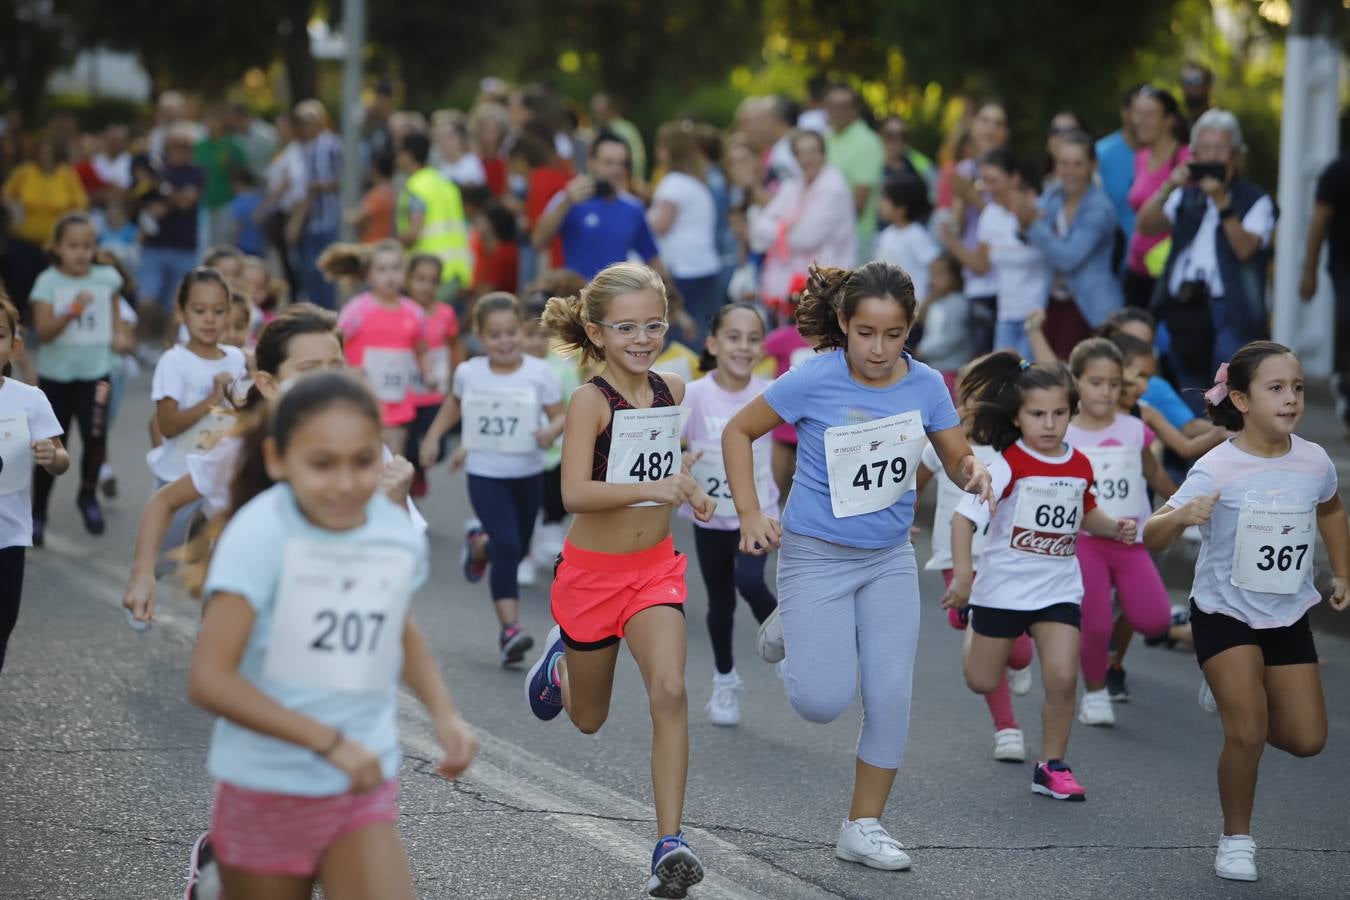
[2,371,1349,900]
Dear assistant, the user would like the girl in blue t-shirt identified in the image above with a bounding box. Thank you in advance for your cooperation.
[722,260,994,873]
[187,372,476,897]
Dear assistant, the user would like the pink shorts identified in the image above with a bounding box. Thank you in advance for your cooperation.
[210,779,399,877]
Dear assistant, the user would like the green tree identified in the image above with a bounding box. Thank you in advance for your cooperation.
[1,0,74,118]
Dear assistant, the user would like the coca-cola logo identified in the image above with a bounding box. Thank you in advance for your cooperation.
[1011,528,1077,557]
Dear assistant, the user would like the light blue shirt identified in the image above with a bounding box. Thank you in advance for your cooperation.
[29,264,122,382]
[203,483,428,796]
[763,349,960,549]
[1095,130,1136,241]
[1142,375,1196,429]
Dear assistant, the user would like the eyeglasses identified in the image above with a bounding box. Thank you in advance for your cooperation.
[596,320,669,340]
[1047,124,1076,136]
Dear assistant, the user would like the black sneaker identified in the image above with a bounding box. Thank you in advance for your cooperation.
[100,475,118,500]
[1105,666,1130,702]
[499,624,534,667]
[31,514,45,548]
[76,492,105,535]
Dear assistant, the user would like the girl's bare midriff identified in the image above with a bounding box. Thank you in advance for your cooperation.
[564,500,674,556]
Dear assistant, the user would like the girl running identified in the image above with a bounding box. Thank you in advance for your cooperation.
[187,371,478,899]
[680,302,779,727]
[323,240,427,452]
[1065,338,1177,726]
[723,261,994,871]
[943,352,1137,802]
[761,274,811,503]
[28,212,132,543]
[404,253,461,498]
[915,363,1033,762]
[123,304,427,626]
[0,292,70,673]
[146,268,248,565]
[524,262,715,898]
[418,292,563,667]
[1143,341,1348,883]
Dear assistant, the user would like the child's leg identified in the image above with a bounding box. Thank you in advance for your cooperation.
[624,605,690,837]
[0,547,26,674]
[1009,633,1035,670]
[467,474,524,627]
[1076,539,1114,692]
[318,822,415,900]
[217,867,311,900]
[962,626,1017,695]
[692,527,738,675]
[559,641,622,734]
[1112,545,1172,640]
[381,425,407,457]
[70,379,109,495]
[510,473,542,573]
[1263,662,1327,758]
[1203,645,1269,836]
[32,380,77,519]
[1029,621,1080,760]
[1109,616,1135,669]
[732,545,777,624]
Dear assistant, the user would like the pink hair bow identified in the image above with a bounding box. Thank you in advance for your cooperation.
[1203,363,1230,406]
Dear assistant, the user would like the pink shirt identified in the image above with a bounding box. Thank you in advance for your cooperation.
[338,292,425,426]
[1066,412,1156,527]
[763,325,811,444]
[409,302,460,407]
[1126,144,1190,274]
[679,373,779,531]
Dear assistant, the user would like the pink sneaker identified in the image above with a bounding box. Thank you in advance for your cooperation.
[1031,760,1086,801]
[947,607,969,630]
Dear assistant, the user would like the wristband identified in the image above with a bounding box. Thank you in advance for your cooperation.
[317,728,343,757]
[1218,206,1236,221]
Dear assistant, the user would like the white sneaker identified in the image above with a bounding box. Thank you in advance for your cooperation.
[757,607,785,663]
[993,728,1025,762]
[1198,680,1217,714]
[517,557,537,587]
[532,521,565,565]
[1077,689,1116,727]
[1008,666,1032,696]
[1215,834,1257,881]
[834,818,912,871]
[705,671,742,726]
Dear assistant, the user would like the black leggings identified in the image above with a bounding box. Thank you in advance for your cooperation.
[692,526,777,675]
[541,463,566,524]
[33,378,108,517]
[0,546,27,675]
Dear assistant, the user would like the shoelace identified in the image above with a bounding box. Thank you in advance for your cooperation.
[1222,840,1256,862]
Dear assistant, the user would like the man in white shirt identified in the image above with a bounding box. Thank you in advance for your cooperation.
[92,125,133,190]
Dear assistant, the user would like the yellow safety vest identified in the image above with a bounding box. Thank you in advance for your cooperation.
[397,167,472,285]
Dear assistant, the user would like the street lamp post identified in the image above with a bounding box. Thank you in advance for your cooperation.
[338,0,366,242]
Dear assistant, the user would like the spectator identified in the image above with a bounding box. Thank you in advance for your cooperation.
[294,99,343,309]
[874,174,940,303]
[1041,111,1086,191]
[2,135,89,312]
[227,103,279,181]
[362,79,396,170]
[589,92,647,182]
[470,103,510,197]
[880,115,936,198]
[1299,152,1350,427]
[742,96,801,188]
[748,129,856,305]
[947,100,1010,355]
[796,75,830,134]
[915,253,969,392]
[1124,87,1189,309]
[1096,86,1143,265]
[226,169,266,257]
[1017,130,1124,358]
[1137,109,1277,408]
[694,124,740,312]
[396,132,472,289]
[824,84,885,258]
[352,152,396,244]
[195,105,248,247]
[531,132,661,280]
[1180,61,1214,126]
[262,113,306,300]
[515,126,574,271]
[434,112,487,188]
[91,125,133,192]
[649,121,722,342]
[148,91,202,162]
[473,203,520,294]
[136,126,205,326]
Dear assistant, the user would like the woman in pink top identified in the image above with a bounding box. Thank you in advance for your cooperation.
[403,254,462,497]
[321,240,427,448]
[761,278,814,502]
[1124,87,1189,309]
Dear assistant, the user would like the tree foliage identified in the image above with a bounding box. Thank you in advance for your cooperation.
[2,0,74,117]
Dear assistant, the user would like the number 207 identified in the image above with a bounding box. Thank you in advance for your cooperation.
[311,610,386,654]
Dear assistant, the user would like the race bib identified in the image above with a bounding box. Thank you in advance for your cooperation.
[263,541,415,694]
[52,285,113,347]
[605,407,683,507]
[362,348,416,404]
[1231,503,1316,595]
[1010,480,1082,557]
[932,445,998,563]
[0,414,32,496]
[462,386,540,454]
[174,411,233,469]
[822,410,925,519]
[689,440,772,518]
[425,347,452,395]
[1082,446,1144,521]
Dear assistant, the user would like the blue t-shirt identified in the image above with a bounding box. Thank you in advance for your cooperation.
[557,193,659,279]
[228,190,266,255]
[144,162,206,250]
[203,483,428,796]
[1142,375,1195,429]
[1095,130,1136,243]
[763,349,961,549]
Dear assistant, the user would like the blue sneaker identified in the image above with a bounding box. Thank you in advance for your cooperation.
[462,519,487,583]
[524,625,565,721]
[646,831,704,898]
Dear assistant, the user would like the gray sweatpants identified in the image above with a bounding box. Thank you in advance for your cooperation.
[776,528,921,769]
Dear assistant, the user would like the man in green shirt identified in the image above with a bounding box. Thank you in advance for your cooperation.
[824,84,884,261]
[195,106,247,247]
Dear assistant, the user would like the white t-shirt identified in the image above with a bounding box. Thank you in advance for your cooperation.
[1165,435,1337,628]
[1163,190,1276,298]
[0,379,63,550]
[440,154,486,187]
[452,356,562,479]
[267,142,308,212]
[147,345,248,483]
[186,434,429,534]
[651,172,721,278]
[873,222,941,302]
[920,441,998,571]
[976,202,1049,322]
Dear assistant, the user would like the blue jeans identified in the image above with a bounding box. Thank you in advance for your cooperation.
[298,228,339,309]
[674,273,722,346]
[467,473,543,602]
[1166,296,1252,416]
[138,246,199,312]
[993,318,1033,360]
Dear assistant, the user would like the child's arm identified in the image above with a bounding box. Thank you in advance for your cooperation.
[31,435,69,478]
[31,297,81,343]
[1142,448,1178,499]
[401,619,478,778]
[112,294,136,354]
[1143,492,1219,551]
[724,394,786,555]
[914,461,937,499]
[928,426,996,512]
[418,391,463,470]
[157,373,231,438]
[941,514,978,609]
[1316,493,1350,611]
[534,400,566,449]
[1084,507,1137,543]
[188,593,385,792]
[445,332,462,372]
[1138,405,1227,460]
[1024,309,1058,364]
[123,475,203,622]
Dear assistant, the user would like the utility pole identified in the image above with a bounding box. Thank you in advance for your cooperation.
[338,0,366,242]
